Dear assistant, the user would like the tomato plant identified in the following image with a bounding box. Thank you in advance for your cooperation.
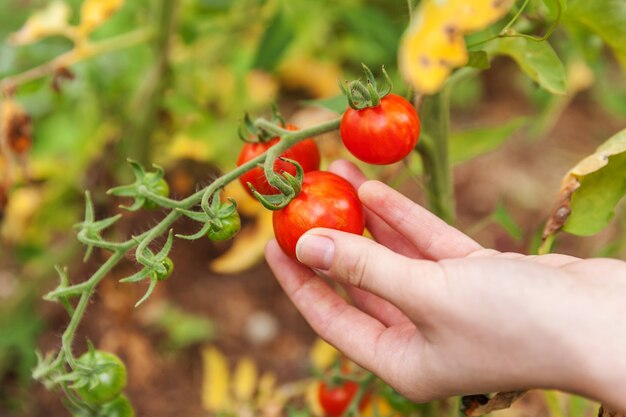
[273,171,365,259]
[75,351,127,405]
[237,125,321,196]
[340,93,420,165]
[319,381,370,417]
[155,257,174,281]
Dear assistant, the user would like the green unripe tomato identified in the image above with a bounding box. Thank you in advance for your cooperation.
[73,394,135,417]
[143,173,169,209]
[75,351,127,405]
[156,257,174,281]
[207,212,241,241]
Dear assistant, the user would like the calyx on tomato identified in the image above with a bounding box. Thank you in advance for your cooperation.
[340,64,393,110]
[176,189,241,241]
[249,157,305,211]
[107,160,170,212]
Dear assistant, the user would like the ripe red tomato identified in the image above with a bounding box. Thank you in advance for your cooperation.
[237,124,321,196]
[319,381,368,417]
[273,171,365,259]
[340,93,420,165]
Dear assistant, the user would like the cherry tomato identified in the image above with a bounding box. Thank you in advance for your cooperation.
[98,394,135,417]
[273,171,365,259]
[207,211,241,241]
[237,124,321,196]
[319,381,369,417]
[340,93,420,165]
[75,351,127,405]
[143,173,170,209]
[155,257,174,281]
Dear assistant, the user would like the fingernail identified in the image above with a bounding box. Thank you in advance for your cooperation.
[296,234,334,270]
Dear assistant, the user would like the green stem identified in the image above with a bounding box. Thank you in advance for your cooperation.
[416,89,456,224]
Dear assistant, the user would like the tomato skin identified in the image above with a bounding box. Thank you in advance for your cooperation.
[340,94,420,165]
[207,211,241,241]
[143,174,170,210]
[98,395,135,417]
[75,351,127,405]
[319,381,367,417]
[155,257,174,281]
[273,171,365,259]
[237,124,321,196]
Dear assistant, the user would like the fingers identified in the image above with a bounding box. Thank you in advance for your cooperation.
[328,160,420,257]
[265,239,423,383]
[358,181,483,260]
[343,285,412,327]
[295,228,443,317]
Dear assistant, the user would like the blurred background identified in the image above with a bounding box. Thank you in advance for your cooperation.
[1,0,625,416]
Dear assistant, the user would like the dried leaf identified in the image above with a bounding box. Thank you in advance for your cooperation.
[1,99,32,155]
[543,128,626,238]
[598,405,626,417]
[233,357,258,402]
[399,0,514,94]
[462,391,527,416]
[79,0,125,35]
[0,187,43,243]
[201,346,231,412]
[309,338,339,371]
[9,1,72,45]
[256,372,278,408]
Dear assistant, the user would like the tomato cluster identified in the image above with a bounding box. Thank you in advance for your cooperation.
[236,82,420,259]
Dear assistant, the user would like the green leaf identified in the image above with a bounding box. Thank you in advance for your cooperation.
[252,10,295,71]
[450,117,527,164]
[567,0,626,70]
[541,0,566,21]
[565,151,626,236]
[492,200,523,242]
[495,37,567,94]
[466,51,490,69]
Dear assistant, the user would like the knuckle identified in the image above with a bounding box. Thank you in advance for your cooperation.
[341,250,371,289]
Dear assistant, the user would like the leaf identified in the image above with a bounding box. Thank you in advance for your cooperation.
[462,391,527,416]
[233,357,258,402]
[79,0,125,35]
[449,117,527,164]
[495,37,567,94]
[253,10,295,71]
[543,128,626,238]
[202,346,231,412]
[9,1,72,45]
[566,0,626,71]
[399,0,515,94]
[492,200,523,242]
[466,50,490,69]
[541,0,566,21]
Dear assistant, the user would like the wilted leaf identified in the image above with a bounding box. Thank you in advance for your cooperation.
[399,0,514,94]
[9,1,72,45]
[495,37,567,94]
[599,405,626,417]
[462,391,527,416]
[1,187,44,243]
[202,346,231,412]
[79,0,125,35]
[233,357,258,402]
[309,338,339,371]
[567,0,626,71]
[1,98,32,155]
[543,128,626,238]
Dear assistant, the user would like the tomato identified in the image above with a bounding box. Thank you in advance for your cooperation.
[340,93,420,165]
[237,124,321,196]
[273,171,365,259]
[207,211,241,241]
[143,173,169,209]
[98,395,135,417]
[319,381,369,417]
[155,257,174,281]
[75,351,127,405]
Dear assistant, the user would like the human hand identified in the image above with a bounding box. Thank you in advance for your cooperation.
[265,160,626,411]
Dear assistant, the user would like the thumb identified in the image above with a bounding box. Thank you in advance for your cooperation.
[295,228,441,312]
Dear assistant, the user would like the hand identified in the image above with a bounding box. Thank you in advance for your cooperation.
[265,160,626,411]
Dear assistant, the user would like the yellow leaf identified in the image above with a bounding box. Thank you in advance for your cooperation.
[168,134,213,162]
[362,398,399,417]
[309,338,339,371]
[306,380,324,417]
[79,0,125,35]
[233,357,258,402]
[9,1,72,45]
[256,372,277,407]
[210,206,274,274]
[1,187,44,243]
[399,0,514,94]
[201,346,231,412]
[279,55,342,98]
